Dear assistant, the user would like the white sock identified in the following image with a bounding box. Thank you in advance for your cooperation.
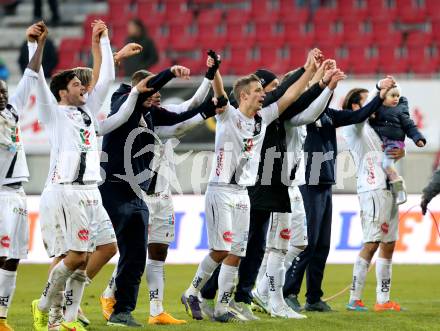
[146,259,165,317]
[349,256,370,301]
[376,257,392,304]
[266,250,286,309]
[284,246,304,270]
[185,255,219,297]
[256,271,269,299]
[215,264,238,316]
[64,270,87,322]
[102,265,117,299]
[256,250,269,285]
[39,260,74,312]
[0,269,17,318]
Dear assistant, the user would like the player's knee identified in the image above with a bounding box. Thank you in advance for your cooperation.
[210,250,229,263]
[362,242,379,258]
[148,243,169,261]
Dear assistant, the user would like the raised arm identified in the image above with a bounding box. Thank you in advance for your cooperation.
[96,77,153,136]
[8,23,47,114]
[421,168,440,214]
[276,52,321,115]
[86,24,115,115]
[27,22,58,123]
[88,20,107,90]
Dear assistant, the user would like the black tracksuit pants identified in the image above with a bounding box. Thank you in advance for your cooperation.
[200,209,271,303]
[100,182,149,314]
[283,184,333,304]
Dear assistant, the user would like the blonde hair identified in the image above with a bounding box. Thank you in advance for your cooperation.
[386,85,401,97]
[73,67,93,89]
[232,74,261,104]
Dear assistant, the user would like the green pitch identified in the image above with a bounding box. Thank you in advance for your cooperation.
[9,264,440,330]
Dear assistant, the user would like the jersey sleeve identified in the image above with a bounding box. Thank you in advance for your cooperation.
[260,102,279,124]
[8,69,38,115]
[27,41,58,124]
[215,102,233,122]
[86,35,115,115]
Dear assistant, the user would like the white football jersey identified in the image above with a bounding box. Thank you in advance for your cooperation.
[209,103,279,186]
[44,106,101,184]
[343,122,387,193]
[150,78,212,193]
[0,69,37,185]
[30,36,114,186]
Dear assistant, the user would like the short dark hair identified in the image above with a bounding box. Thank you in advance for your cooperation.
[233,74,261,104]
[131,69,153,86]
[50,70,77,102]
[343,88,369,110]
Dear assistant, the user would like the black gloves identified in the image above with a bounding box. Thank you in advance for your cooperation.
[205,49,221,80]
[201,95,228,119]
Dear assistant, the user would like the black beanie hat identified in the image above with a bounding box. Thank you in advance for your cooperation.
[254,69,277,88]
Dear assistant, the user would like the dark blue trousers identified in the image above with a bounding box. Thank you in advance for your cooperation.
[283,184,332,304]
[200,209,270,303]
[100,182,149,314]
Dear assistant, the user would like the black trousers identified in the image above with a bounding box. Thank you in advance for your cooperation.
[283,184,333,304]
[200,209,270,304]
[100,182,149,314]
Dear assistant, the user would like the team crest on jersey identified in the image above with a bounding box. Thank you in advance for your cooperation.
[236,119,242,130]
[11,126,19,143]
[0,235,10,248]
[235,202,248,210]
[77,229,89,241]
[13,207,27,216]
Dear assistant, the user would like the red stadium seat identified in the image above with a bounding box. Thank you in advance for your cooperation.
[197,9,223,25]
[226,22,256,46]
[338,0,369,21]
[284,22,314,48]
[407,32,432,47]
[197,23,228,50]
[225,8,251,24]
[255,22,285,46]
[312,7,339,24]
[278,7,308,24]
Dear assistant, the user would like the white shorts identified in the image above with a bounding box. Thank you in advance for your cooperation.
[144,191,175,245]
[205,184,250,257]
[0,186,28,259]
[288,186,308,247]
[358,189,398,243]
[40,184,115,258]
[268,186,308,251]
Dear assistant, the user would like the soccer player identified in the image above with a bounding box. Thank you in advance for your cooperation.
[421,167,440,215]
[0,22,46,331]
[99,51,223,325]
[29,21,147,331]
[282,73,392,313]
[253,67,346,318]
[199,51,328,321]
[181,52,318,323]
[100,64,227,327]
[343,79,407,312]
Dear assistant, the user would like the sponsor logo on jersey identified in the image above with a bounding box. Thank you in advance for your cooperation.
[11,126,20,143]
[280,228,292,240]
[79,199,99,207]
[13,207,28,216]
[77,229,89,241]
[236,119,242,130]
[223,231,233,243]
[242,138,254,153]
[366,156,376,185]
[79,128,91,151]
[381,222,389,234]
[216,148,224,176]
[0,235,10,248]
[235,202,248,210]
